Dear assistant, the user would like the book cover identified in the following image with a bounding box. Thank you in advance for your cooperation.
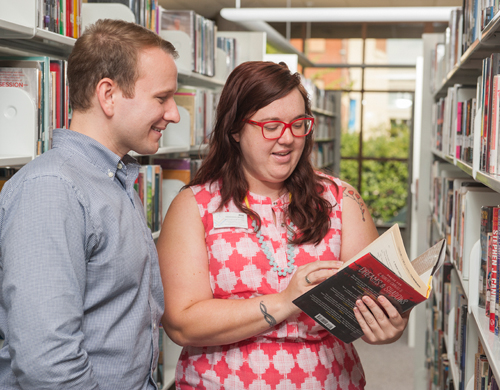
[160,10,196,71]
[0,56,51,153]
[293,224,446,344]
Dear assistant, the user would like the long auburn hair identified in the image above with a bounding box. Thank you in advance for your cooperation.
[189,61,335,245]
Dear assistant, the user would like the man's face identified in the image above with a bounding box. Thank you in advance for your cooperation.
[111,47,180,157]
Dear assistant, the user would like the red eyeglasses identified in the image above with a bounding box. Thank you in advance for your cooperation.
[243,117,314,140]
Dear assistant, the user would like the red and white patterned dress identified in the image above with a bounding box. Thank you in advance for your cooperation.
[175,175,366,390]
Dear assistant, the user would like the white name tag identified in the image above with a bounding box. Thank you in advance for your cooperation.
[213,212,248,229]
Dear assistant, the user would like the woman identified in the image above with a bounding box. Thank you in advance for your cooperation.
[157,61,409,389]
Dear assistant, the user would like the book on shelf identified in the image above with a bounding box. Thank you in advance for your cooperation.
[159,8,216,76]
[485,206,500,333]
[87,0,158,31]
[292,224,446,344]
[0,57,52,154]
[0,67,41,153]
[37,0,83,38]
[481,205,496,310]
[455,187,500,279]
[173,87,219,146]
[216,36,237,77]
[134,165,162,233]
[153,158,190,216]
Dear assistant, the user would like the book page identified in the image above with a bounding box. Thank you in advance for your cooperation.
[342,224,427,293]
[411,239,446,280]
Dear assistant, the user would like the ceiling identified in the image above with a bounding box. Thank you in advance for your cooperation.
[158,0,462,39]
[159,1,463,20]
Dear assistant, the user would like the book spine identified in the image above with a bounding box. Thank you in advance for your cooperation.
[480,206,492,310]
[491,206,499,332]
[457,101,463,159]
[490,75,499,174]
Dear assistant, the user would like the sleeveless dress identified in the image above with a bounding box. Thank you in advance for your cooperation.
[175,175,366,390]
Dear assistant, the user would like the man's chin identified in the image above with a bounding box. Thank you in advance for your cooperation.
[132,144,159,156]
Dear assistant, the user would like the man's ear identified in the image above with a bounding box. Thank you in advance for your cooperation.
[96,78,117,117]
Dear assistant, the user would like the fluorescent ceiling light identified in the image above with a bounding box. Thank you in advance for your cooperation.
[221,7,456,23]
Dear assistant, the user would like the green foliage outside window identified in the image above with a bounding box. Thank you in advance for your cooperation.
[340,122,410,225]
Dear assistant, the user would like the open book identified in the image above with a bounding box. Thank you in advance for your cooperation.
[293,224,446,344]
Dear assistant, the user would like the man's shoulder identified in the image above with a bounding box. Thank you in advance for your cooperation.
[0,149,78,202]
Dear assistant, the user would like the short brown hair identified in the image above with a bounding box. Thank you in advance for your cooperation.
[67,19,178,111]
[190,61,335,245]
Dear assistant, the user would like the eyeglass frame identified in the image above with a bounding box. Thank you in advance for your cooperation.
[242,117,315,140]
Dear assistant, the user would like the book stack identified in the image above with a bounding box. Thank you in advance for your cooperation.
[134,165,163,233]
[37,0,83,38]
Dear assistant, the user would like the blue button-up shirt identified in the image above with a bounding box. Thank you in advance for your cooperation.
[0,129,164,389]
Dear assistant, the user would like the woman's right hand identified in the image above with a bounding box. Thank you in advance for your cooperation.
[281,260,344,314]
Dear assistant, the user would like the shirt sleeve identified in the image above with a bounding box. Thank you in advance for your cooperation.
[1,174,100,389]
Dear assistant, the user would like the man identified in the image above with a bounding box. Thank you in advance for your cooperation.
[0,19,180,389]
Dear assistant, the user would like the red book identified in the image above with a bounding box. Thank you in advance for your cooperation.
[50,61,62,129]
[293,225,446,343]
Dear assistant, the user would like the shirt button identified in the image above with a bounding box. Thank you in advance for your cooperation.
[117,163,123,169]
[153,323,157,330]
[108,171,114,178]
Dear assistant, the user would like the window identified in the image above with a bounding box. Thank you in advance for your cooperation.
[296,37,420,227]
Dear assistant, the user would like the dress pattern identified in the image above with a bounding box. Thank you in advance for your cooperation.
[175,175,366,390]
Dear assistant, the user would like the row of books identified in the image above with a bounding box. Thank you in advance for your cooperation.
[172,87,220,146]
[0,56,70,156]
[431,161,500,278]
[474,339,499,390]
[311,142,334,170]
[133,158,201,233]
[314,115,336,141]
[87,0,159,32]
[431,5,500,93]
[152,158,201,214]
[302,77,337,114]
[134,165,163,233]
[431,52,500,175]
[430,160,500,335]
[160,9,216,77]
[37,0,83,38]
[426,259,453,390]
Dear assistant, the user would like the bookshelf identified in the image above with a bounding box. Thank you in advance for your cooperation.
[311,92,341,174]
[415,17,500,388]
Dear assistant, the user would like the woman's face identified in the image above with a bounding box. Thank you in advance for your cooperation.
[233,88,308,198]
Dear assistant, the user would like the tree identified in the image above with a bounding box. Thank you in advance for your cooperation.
[339,121,409,225]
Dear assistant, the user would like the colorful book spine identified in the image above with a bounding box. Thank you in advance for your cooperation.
[491,206,499,333]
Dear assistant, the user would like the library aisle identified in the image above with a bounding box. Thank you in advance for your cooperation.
[354,329,415,390]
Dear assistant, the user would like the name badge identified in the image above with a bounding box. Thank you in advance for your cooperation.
[213,212,248,229]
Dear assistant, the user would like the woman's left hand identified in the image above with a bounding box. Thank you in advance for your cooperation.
[353,295,410,345]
